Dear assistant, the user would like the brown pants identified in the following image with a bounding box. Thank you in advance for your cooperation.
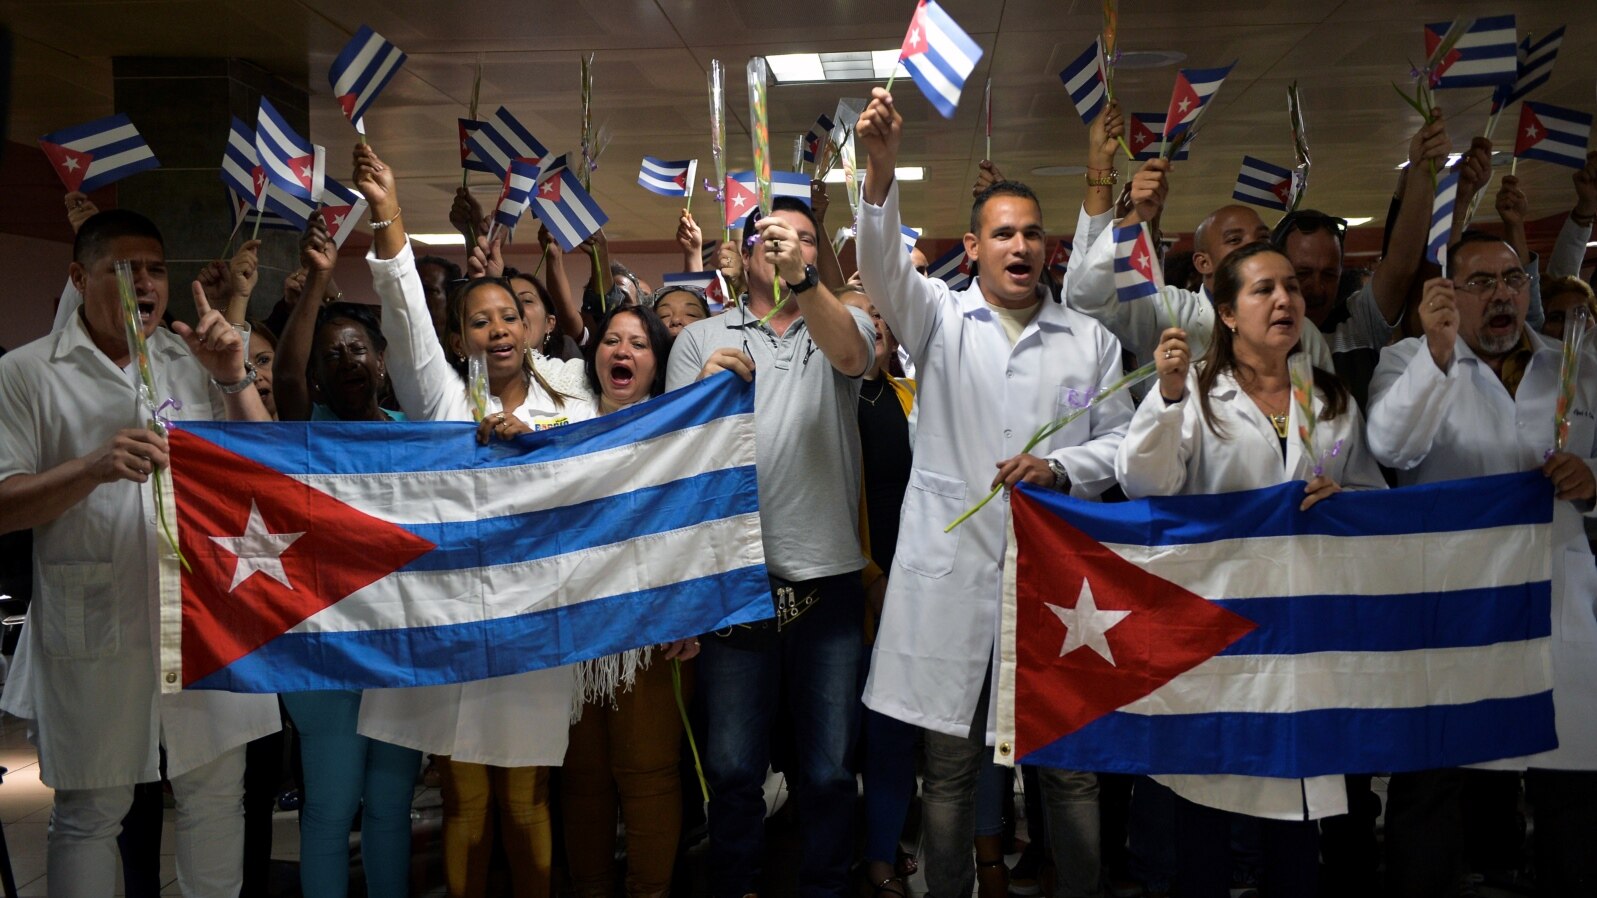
[438,760,552,898]
[562,660,687,896]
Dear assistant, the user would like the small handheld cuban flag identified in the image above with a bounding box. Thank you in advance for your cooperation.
[927,244,973,291]
[1161,63,1235,155]
[896,0,984,119]
[1048,240,1071,273]
[662,271,732,314]
[262,180,318,231]
[802,114,835,164]
[1113,222,1163,303]
[317,178,369,249]
[38,113,160,193]
[466,106,548,180]
[638,156,696,197]
[1127,113,1189,161]
[1514,101,1592,170]
[724,170,811,229]
[228,194,298,234]
[220,117,264,208]
[256,98,322,203]
[1058,39,1107,126]
[1492,27,1565,112]
[1424,15,1517,90]
[532,168,609,252]
[1427,169,1460,270]
[900,225,922,255]
[459,119,495,174]
[493,159,540,232]
[328,25,407,134]
[1232,156,1294,212]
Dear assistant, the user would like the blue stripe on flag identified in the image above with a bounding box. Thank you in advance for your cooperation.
[176,370,753,477]
[1016,471,1552,547]
[1022,692,1557,777]
[1214,582,1553,656]
[1059,40,1106,125]
[396,466,758,572]
[40,112,135,147]
[190,564,775,692]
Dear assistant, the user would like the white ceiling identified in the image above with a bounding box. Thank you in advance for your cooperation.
[4,0,1595,244]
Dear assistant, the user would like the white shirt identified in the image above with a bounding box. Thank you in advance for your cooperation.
[0,312,279,789]
[1368,332,1597,772]
[855,182,1131,740]
[355,242,598,766]
[1115,364,1387,820]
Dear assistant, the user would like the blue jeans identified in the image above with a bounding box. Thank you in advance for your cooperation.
[699,574,863,898]
[861,707,919,864]
[282,690,421,898]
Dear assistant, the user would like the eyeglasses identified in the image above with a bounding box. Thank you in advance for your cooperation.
[651,284,707,302]
[1271,211,1348,246]
[1457,272,1531,295]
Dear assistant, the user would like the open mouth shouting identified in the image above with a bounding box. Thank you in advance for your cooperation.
[607,360,635,392]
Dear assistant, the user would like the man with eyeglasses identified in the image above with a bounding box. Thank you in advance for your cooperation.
[1366,231,1597,897]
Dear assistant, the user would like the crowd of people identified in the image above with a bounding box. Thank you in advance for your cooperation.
[0,80,1596,898]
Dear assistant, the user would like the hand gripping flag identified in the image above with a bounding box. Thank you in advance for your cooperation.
[458,119,496,174]
[1232,156,1294,212]
[1161,63,1235,153]
[317,178,368,249]
[328,25,407,134]
[1058,39,1107,126]
[1492,27,1565,112]
[492,159,540,231]
[161,373,771,693]
[662,271,732,313]
[256,98,322,203]
[724,170,811,228]
[896,0,984,119]
[466,106,548,180]
[531,167,609,251]
[997,473,1558,776]
[927,244,973,291]
[1113,222,1163,302]
[638,156,696,197]
[802,114,835,164]
[1424,15,1518,90]
[1514,101,1592,170]
[38,113,159,193]
[1427,169,1460,268]
[1127,113,1189,161]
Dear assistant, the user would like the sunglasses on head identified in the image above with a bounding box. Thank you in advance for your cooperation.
[1272,211,1348,247]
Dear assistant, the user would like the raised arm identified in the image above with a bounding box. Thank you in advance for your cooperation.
[1549,153,1597,278]
[273,220,335,422]
[811,178,848,292]
[222,239,262,325]
[1371,113,1451,324]
[1366,279,1463,469]
[757,212,872,376]
[677,209,705,272]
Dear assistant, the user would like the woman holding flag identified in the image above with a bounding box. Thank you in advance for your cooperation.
[1114,241,1385,898]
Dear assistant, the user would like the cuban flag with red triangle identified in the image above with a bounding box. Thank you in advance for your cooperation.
[38,113,160,193]
[1160,63,1234,154]
[926,243,973,291]
[1113,222,1162,303]
[896,0,983,119]
[1126,113,1189,161]
[159,373,770,693]
[1514,100,1591,170]
[328,24,407,134]
[997,474,1557,776]
[317,177,369,248]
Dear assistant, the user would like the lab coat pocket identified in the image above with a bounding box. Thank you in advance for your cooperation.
[897,469,966,579]
[1051,385,1093,447]
[1559,547,1597,645]
[38,562,119,660]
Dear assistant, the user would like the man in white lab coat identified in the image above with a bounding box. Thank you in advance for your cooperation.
[1367,232,1597,897]
[0,210,280,897]
[856,88,1131,898]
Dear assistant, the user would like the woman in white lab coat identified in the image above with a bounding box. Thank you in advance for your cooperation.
[1114,241,1386,898]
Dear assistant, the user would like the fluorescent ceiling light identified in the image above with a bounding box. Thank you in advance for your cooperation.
[1344,217,1374,227]
[823,166,924,184]
[766,50,907,84]
[410,233,466,246]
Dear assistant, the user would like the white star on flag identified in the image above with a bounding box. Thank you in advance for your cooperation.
[62,157,81,172]
[1133,132,1147,146]
[1134,251,1149,270]
[1525,125,1540,139]
[209,500,305,592]
[332,213,347,228]
[540,181,557,196]
[909,27,920,47]
[1046,580,1131,665]
[299,164,313,179]
[731,194,747,209]
[1178,98,1192,112]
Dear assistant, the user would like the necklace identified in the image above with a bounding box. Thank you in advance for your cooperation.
[1239,380,1290,438]
[860,377,887,406]
[1268,413,1288,438]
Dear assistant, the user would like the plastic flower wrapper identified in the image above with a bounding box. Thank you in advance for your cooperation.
[116,260,188,569]
[1554,304,1591,453]
[708,60,729,246]
[467,349,493,423]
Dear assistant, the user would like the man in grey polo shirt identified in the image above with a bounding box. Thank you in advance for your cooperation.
[666,196,875,898]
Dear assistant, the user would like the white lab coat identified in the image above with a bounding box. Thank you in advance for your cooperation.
[1368,333,1597,771]
[856,182,1131,740]
[355,242,597,766]
[1115,363,1387,819]
[0,315,279,789]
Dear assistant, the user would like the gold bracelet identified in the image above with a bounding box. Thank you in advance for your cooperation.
[370,208,402,230]
[1086,169,1119,187]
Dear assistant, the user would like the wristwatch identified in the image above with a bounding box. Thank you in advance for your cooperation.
[783,263,820,295]
[212,360,258,395]
[1047,458,1070,491]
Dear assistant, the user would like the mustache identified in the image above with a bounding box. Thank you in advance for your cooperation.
[1484,300,1518,319]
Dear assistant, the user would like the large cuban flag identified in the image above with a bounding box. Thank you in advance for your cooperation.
[997,472,1557,776]
[158,373,771,693]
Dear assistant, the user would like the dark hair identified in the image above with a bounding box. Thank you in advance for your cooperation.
[1196,241,1348,436]
[652,285,711,319]
[970,180,1041,235]
[246,319,278,350]
[1447,229,1516,277]
[1270,209,1347,249]
[585,306,673,399]
[73,209,164,266]
[416,254,462,284]
[741,196,819,249]
[447,277,571,408]
[315,301,387,354]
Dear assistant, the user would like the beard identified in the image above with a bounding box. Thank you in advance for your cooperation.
[1476,300,1523,356]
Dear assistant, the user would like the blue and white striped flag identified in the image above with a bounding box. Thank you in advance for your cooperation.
[1492,27,1565,111]
[1427,169,1460,269]
[532,168,609,251]
[38,113,160,193]
[1232,156,1294,211]
[256,98,322,203]
[459,119,496,174]
[163,373,770,693]
[1425,15,1518,90]
[1000,473,1557,776]
[316,178,368,248]
[1113,222,1162,302]
[328,25,407,134]
[492,159,540,231]
[896,0,984,119]
[228,194,298,233]
[927,244,972,291]
[465,106,549,180]
[220,116,264,208]
[803,115,835,164]
[1514,100,1591,170]
[662,271,732,313]
[638,156,696,197]
[1127,113,1189,161]
[1058,39,1107,125]
[900,225,922,255]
